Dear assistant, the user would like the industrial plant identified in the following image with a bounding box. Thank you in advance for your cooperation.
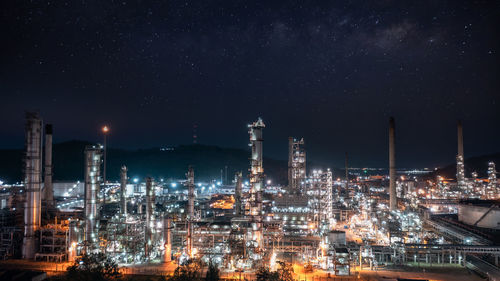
[0,112,499,280]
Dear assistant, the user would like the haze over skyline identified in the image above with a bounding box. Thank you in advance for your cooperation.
[1,0,499,168]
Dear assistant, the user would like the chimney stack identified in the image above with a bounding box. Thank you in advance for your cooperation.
[145,177,154,259]
[457,120,464,158]
[344,152,348,197]
[389,117,397,211]
[43,124,54,208]
[186,167,195,257]
[23,112,43,259]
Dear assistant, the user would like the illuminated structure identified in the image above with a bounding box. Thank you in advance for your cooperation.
[487,162,497,198]
[344,152,349,197]
[186,167,195,257]
[457,120,466,191]
[248,118,265,248]
[234,172,243,216]
[23,112,43,259]
[163,217,172,262]
[307,169,333,231]
[102,125,109,183]
[84,145,103,247]
[145,177,154,259]
[120,166,127,215]
[43,124,54,208]
[389,117,397,211]
[7,112,500,279]
[288,137,306,195]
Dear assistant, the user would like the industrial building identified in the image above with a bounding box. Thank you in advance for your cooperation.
[0,113,498,280]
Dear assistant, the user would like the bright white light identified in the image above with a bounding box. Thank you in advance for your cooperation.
[133,178,139,183]
[171,183,177,188]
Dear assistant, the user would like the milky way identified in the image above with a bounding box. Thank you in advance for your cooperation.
[1,0,499,168]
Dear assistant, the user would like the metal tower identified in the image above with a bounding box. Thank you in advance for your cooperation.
[186,166,195,257]
[288,137,306,195]
[487,162,497,198]
[234,171,243,216]
[457,120,466,191]
[120,166,127,215]
[389,117,397,211]
[23,112,43,259]
[43,124,54,208]
[84,145,103,247]
[248,118,265,249]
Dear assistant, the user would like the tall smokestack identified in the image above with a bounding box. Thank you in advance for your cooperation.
[389,117,397,211]
[456,120,466,190]
[457,120,464,158]
[344,152,348,197]
[145,177,154,259]
[23,112,43,259]
[120,166,127,215]
[186,167,195,257]
[43,124,54,208]
[234,172,243,216]
[288,137,293,191]
[84,145,102,246]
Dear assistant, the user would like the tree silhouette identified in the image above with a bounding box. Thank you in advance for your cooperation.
[66,253,121,281]
[167,258,202,281]
[256,262,294,281]
[205,261,220,281]
[256,267,279,281]
[276,261,294,281]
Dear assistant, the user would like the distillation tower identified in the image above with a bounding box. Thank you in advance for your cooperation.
[288,137,306,195]
[186,167,195,258]
[307,169,333,231]
[23,112,43,259]
[84,145,103,248]
[120,166,127,215]
[487,162,497,198]
[145,178,154,259]
[234,172,243,216]
[248,118,265,249]
[456,120,466,191]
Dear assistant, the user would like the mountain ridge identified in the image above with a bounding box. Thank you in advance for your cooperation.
[0,140,290,183]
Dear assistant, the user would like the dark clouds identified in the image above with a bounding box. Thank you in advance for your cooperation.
[0,0,499,169]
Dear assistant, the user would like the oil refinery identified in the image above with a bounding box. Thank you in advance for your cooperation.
[0,112,499,281]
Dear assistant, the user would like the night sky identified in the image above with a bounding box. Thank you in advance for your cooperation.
[1,0,499,168]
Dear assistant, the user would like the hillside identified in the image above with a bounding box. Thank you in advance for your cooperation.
[429,152,500,179]
[0,141,288,183]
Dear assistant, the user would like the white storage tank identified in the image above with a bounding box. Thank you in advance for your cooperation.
[458,200,500,230]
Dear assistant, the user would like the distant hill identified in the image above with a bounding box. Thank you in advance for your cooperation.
[428,152,500,179]
[0,141,288,183]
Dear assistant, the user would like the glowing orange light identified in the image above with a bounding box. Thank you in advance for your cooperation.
[102,125,109,133]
